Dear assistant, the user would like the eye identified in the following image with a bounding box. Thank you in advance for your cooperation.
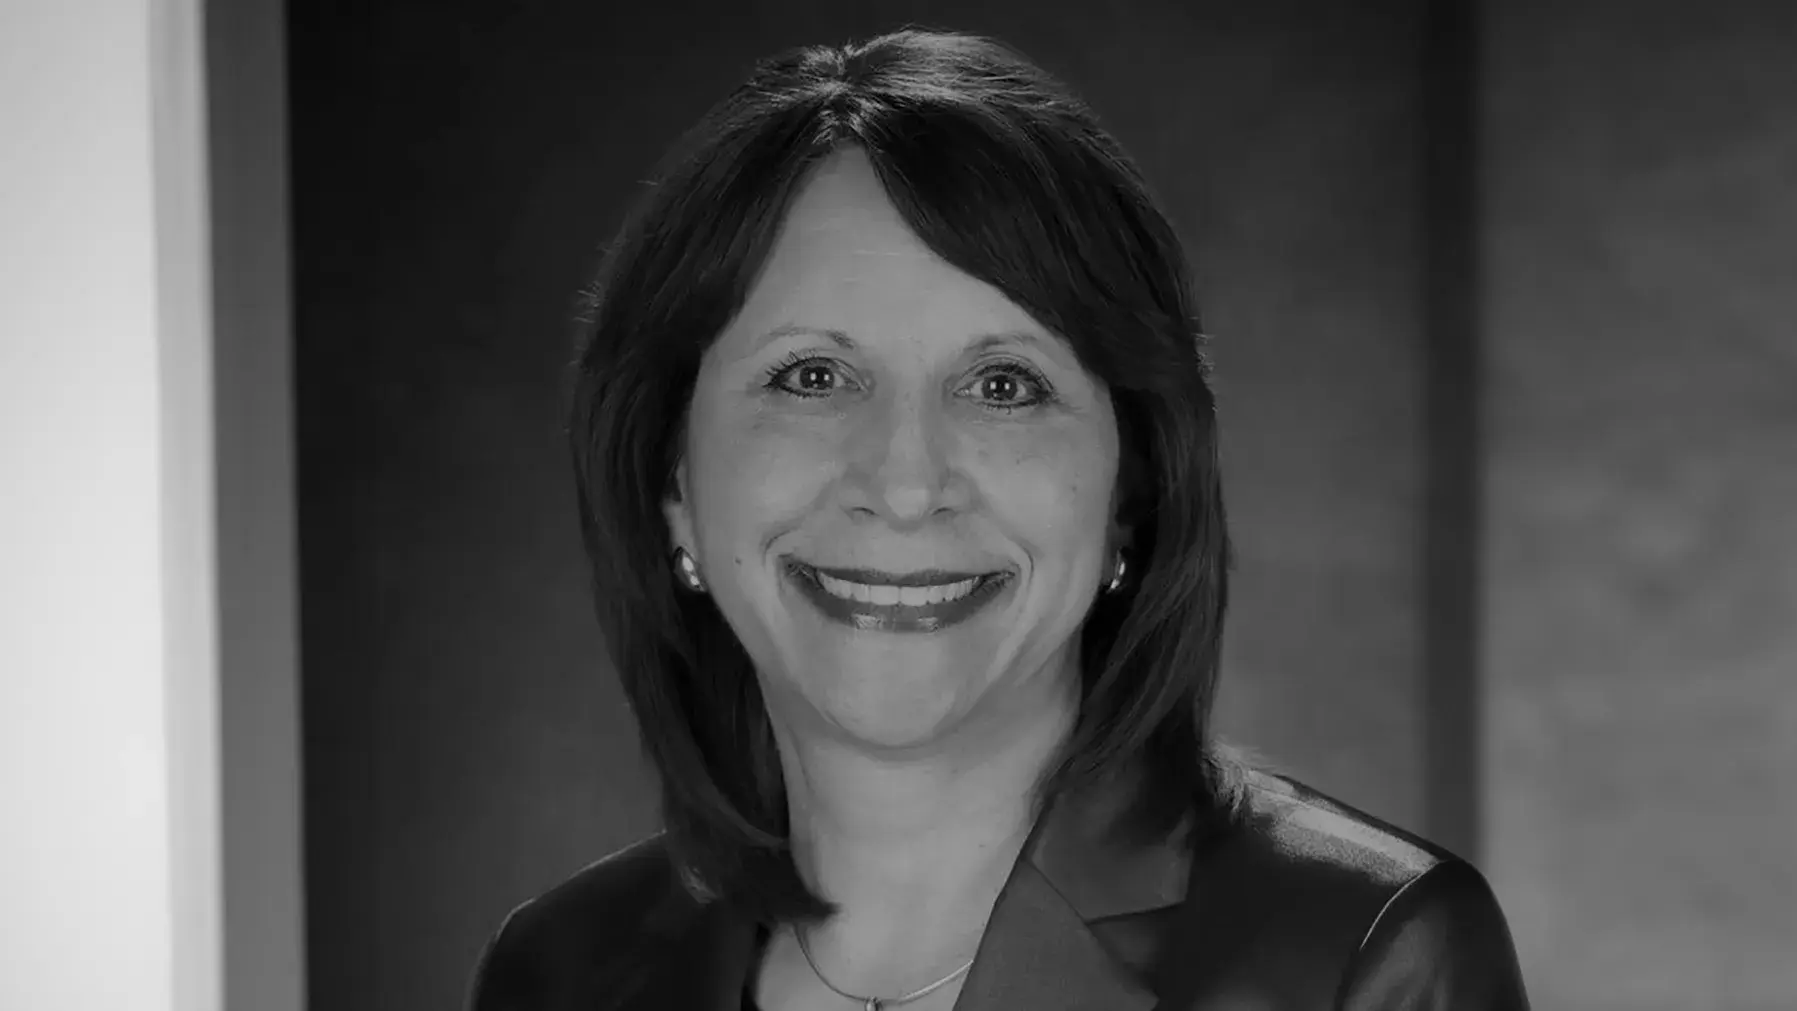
[960,361,1058,413]
[762,352,857,399]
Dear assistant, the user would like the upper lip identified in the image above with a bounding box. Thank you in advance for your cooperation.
[793,561,1004,587]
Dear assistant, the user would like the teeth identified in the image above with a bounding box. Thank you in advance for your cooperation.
[816,572,984,606]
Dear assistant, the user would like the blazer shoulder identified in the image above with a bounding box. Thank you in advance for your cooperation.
[1177,772,1450,974]
[1237,769,1455,888]
[465,834,679,1011]
[1338,857,1531,1008]
[1175,770,1526,1005]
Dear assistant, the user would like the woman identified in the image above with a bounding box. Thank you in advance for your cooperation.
[469,27,1529,1011]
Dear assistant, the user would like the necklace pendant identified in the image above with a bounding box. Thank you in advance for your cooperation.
[864,1001,881,1011]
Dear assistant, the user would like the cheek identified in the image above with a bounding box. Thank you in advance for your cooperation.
[693,414,835,534]
[979,427,1117,533]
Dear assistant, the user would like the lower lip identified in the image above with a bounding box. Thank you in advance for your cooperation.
[784,562,1013,634]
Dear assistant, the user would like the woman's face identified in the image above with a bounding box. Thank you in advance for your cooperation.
[664,148,1125,751]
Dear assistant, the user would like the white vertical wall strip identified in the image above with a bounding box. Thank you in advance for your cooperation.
[0,1,221,1009]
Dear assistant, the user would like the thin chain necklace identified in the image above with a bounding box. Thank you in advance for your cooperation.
[793,926,975,1011]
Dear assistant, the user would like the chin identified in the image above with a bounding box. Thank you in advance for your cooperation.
[815,679,971,751]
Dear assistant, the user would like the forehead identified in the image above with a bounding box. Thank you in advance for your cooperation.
[728,148,1042,344]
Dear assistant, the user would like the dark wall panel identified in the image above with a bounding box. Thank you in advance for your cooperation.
[1191,6,1430,836]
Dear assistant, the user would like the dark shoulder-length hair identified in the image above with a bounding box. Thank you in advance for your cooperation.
[568,26,1242,926]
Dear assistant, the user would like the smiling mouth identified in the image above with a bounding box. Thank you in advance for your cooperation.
[783,556,1013,606]
[798,561,1006,587]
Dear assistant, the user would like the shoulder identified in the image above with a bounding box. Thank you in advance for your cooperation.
[1227,769,1453,888]
[1181,770,1528,1006]
[1192,769,1453,954]
[464,834,683,1011]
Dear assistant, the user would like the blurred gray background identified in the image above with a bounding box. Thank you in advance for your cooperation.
[280,2,1797,1009]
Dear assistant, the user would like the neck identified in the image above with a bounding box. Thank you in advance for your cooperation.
[772,670,1078,932]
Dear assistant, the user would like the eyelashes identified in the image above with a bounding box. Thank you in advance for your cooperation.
[760,351,1059,413]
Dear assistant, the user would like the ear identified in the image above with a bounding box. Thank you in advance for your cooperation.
[1106,475,1139,560]
[662,456,697,558]
[1107,517,1136,563]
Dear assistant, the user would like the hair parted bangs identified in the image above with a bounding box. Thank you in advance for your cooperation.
[568,26,1244,926]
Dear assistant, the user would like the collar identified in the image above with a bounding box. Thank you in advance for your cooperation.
[621,761,1194,1011]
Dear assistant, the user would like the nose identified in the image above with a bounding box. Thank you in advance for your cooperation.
[842,388,970,524]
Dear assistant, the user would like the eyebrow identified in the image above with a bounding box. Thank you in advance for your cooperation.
[751,323,1054,357]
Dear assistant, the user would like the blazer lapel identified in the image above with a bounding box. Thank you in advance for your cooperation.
[954,765,1194,1011]
[953,859,1159,1011]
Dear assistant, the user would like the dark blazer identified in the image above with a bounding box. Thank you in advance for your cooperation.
[467,768,1530,1010]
